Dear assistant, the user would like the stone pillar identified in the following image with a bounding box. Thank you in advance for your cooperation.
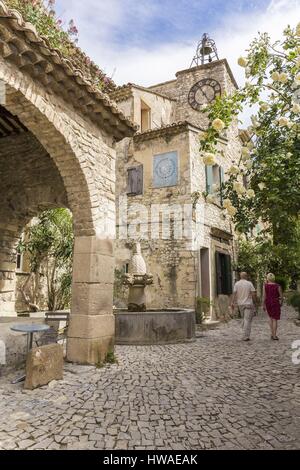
[67,236,115,365]
[0,223,19,317]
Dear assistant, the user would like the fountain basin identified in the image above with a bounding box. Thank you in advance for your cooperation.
[114,309,196,345]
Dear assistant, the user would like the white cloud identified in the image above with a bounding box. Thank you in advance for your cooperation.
[56,0,300,86]
[56,0,300,123]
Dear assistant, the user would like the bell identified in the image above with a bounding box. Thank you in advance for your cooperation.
[190,33,219,68]
[199,44,213,56]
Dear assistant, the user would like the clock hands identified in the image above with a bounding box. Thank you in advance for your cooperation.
[188,79,221,111]
[198,86,211,103]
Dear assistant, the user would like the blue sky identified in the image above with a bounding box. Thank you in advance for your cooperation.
[93,0,271,49]
[55,0,300,87]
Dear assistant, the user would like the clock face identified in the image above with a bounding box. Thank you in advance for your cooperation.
[188,78,221,111]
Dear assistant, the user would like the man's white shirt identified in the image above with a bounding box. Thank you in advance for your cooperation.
[233,279,256,306]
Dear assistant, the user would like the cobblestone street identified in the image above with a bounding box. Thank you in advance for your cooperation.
[0,307,299,451]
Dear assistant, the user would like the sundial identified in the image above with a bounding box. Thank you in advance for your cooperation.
[153,152,178,188]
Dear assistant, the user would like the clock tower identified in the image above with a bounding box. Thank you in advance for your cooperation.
[173,34,238,129]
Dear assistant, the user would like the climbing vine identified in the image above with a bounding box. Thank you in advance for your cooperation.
[196,24,300,242]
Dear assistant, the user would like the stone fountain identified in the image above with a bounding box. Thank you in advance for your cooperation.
[123,242,153,312]
[114,243,195,345]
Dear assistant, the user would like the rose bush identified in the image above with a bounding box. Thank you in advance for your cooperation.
[195,23,300,280]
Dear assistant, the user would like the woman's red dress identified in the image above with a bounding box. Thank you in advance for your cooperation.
[264,283,281,320]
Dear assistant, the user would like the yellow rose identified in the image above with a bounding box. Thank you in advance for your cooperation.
[247,189,255,198]
[203,153,216,165]
[271,71,280,81]
[294,73,300,87]
[242,147,251,158]
[223,198,232,209]
[251,115,260,128]
[227,165,240,175]
[292,103,300,113]
[278,72,288,83]
[233,182,246,195]
[260,102,269,112]
[238,57,248,68]
[212,118,225,132]
[227,205,237,217]
[278,117,289,127]
[258,182,266,190]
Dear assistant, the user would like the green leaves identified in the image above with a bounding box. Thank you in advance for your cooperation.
[200,24,300,245]
[20,208,74,310]
[199,24,300,282]
[5,1,114,92]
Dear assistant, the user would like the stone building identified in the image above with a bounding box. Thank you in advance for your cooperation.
[0,1,135,364]
[112,57,243,317]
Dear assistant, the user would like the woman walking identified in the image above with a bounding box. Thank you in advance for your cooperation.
[263,273,283,340]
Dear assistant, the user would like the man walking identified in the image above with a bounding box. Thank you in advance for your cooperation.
[231,272,257,341]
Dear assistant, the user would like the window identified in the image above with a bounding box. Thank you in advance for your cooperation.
[127,165,143,195]
[141,100,151,132]
[16,249,22,271]
[215,252,233,295]
[206,165,224,204]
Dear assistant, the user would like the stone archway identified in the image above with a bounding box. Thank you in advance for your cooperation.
[0,5,135,364]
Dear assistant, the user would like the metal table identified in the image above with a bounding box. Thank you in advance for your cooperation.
[10,323,50,384]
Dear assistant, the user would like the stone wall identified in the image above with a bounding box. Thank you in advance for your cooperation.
[115,128,197,309]
[115,87,175,131]
[114,59,242,314]
[0,50,131,363]
[149,59,237,130]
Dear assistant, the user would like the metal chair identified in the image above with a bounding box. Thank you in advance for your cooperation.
[36,311,69,346]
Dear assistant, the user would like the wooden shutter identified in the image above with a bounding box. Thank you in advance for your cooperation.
[136,165,143,194]
[219,166,225,204]
[205,165,213,194]
[127,165,143,195]
[224,255,233,295]
[215,252,223,295]
[216,252,233,295]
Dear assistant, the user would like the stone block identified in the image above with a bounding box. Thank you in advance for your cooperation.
[66,335,114,365]
[74,236,114,256]
[71,282,113,316]
[67,313,115,339]
[0,277,15,292]
[24,344,63,390]
[72,253,114,283]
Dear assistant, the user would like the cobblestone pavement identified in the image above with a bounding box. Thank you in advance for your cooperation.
[0,307,299,450]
